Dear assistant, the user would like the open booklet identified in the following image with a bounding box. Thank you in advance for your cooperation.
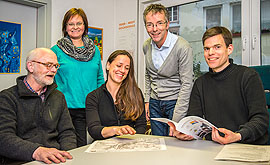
[152,116,218,139]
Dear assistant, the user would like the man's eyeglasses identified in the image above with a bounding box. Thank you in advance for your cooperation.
[67,22,84,27]
[32,61,60,70]
[145,21,167,29]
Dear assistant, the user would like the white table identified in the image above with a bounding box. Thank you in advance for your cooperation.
[24,134,257,165]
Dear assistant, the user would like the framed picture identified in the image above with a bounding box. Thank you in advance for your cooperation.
[87,26,103,60]
[0,20,21,73]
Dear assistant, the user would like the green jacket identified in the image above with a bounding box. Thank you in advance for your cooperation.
[0,76,76,161]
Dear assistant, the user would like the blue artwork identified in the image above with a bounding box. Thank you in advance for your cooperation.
[0,20,21,73]
[87,27,103,59]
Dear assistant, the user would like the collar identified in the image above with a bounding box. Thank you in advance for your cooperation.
[101,82,108,91]
[208,59,236,80]
[101,81,116,103]
[23,77,47,95]
[17,76,56,98]
[152,30,172,50]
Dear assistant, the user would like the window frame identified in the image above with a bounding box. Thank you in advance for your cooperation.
[167,6,179,23]
[204,5,222,30]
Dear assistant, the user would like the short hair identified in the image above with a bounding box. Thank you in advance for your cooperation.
[143,3,169,24]
[25,48,54,71]
[62,8,88,37]
[202,26,232,47]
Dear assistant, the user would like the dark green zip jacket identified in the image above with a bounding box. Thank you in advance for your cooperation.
[0,76,76,162]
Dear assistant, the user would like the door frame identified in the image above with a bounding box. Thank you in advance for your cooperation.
[4,0,52,47]
[242,0,261,66]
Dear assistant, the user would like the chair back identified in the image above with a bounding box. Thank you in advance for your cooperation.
[250,65,270,144]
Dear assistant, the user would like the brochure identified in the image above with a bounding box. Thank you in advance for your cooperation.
[152,116,217,139]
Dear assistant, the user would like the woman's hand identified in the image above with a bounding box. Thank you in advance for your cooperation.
[102,125,136,138]
[112,125,136,136]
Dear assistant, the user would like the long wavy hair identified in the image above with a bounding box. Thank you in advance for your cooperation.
[106,50,144,121]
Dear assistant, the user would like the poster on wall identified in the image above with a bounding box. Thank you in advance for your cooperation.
[116,20,136,56]
[87,26,103,60]
[0,20,21,73]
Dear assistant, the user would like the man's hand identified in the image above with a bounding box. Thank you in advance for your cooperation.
[145,102,150,121]
[212,127,241,145]
[32,147,72,164]
[168,122,194,141]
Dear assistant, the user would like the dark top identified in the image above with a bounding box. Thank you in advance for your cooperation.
[0,76,76,162]
[86,83,146,140]
[188,61,269,144]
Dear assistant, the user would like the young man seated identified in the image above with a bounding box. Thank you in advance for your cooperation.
[169,26,269,145]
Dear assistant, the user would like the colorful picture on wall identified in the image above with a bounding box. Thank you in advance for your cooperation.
[87,26,103,60]
[0,20,21,73]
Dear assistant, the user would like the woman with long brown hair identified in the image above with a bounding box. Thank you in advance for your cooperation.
[86,50,146,140]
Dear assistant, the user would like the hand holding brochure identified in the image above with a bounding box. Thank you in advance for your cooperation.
[152,116,218,139]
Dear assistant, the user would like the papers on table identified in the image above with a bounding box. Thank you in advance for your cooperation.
[215,143,270,162]
[85,135,167,153]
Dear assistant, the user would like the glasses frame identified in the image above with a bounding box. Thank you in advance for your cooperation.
[66,22,84,28]
[145,21,168,29]
[32,61,60,70]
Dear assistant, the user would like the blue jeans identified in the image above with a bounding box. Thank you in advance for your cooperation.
[149,98,177,136]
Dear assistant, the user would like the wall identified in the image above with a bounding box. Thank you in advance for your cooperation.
[0,0,197,91]
[0,1,37,90]
[114,0,138,79]
[0,0,139,90]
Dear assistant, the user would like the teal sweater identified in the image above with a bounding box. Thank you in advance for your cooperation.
[51,45,104,108]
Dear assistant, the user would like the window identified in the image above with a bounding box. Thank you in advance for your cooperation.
[167,6,179,22]
[261,0,270,65]
[261,0,270,33]
[205,6,221,29]
[231,3,241,36]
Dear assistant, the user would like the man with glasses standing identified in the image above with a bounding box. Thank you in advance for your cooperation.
[0,48,76,164]
[143,4,193,136]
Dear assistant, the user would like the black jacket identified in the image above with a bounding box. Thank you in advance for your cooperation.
[86,83,146,140]
[0,76,76,162]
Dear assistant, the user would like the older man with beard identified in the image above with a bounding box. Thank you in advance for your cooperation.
[0,48,76,164]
